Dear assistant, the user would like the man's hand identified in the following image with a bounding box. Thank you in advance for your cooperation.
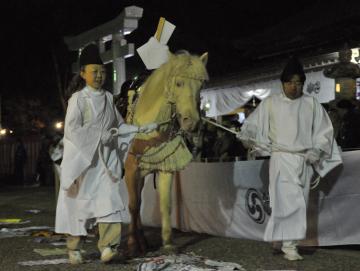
[236,132,243,140]
[101,130,113,145]
[305,149,321,164]
[139,123,158,133]
[237,132,253,149]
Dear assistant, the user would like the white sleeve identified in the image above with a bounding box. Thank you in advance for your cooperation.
[312,98,334,157]
[64,94,101,162]
[239,98,271,146]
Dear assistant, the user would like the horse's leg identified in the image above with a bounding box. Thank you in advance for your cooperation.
[158,172,175,251]
[135,176,148,253]
[124,153,141,256]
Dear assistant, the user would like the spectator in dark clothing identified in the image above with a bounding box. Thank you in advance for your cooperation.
[36,136,54,186]
[336,99,360,149]
[201,122,217,159]
[212,128,237,161]
[14,138,27,185]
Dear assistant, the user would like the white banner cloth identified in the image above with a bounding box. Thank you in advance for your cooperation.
[200,70,335,117]
[138,150,360,246]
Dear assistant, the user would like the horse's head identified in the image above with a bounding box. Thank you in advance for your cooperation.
[167,52,209,132]
[131,51,208,133]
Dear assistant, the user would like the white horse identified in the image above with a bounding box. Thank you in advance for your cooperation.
[124,52,208,255]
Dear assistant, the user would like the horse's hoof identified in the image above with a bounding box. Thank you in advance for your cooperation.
[126,244,140,258]
[137,233,148,253]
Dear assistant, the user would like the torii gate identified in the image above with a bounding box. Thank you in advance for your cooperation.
[64,6,143,95]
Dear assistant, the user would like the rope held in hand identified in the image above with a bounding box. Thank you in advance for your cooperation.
[201,117,321,189]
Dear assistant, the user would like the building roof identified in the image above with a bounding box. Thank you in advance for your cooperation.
[233,1,360,60]
[205,1,360,89]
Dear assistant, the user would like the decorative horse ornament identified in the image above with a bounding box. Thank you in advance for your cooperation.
[124,51,209,255]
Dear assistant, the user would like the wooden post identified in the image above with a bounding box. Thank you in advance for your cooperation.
[154,17,166,41]
[112,33,127,95]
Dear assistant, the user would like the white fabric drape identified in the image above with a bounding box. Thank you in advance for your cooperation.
[200,70,335,117]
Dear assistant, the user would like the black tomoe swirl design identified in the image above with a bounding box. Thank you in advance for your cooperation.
[245,188,266,224]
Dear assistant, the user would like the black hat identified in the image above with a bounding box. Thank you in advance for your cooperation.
[280,57,306,82]
[79,44,103,66]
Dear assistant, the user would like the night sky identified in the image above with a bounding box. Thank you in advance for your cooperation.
[3,0,318,104]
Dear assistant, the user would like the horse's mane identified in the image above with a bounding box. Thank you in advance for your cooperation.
[142,53,209,95]
[132,53,208,125]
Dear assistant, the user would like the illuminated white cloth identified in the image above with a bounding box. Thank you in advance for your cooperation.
[200,81,278,117]
[200,70,335,117]
[137,151,358,246]
[239,93,341,241]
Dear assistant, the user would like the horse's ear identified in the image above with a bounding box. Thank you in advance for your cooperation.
[200,52,208,66]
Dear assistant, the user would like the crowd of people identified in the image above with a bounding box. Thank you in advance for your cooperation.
[185,114,246,162]
[184,95,360,163]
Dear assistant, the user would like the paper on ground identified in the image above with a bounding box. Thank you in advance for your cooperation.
[18,258,69,266]
[1,226,52,232]
[34,248,68,256]
[0,220,30,226]
[0,218,22,223]
[25,209,41,214]
[0,226,52,238]
[51,242,66,246]
[135,254,246,271]
[205,259,246,271]
[33,248,86,256]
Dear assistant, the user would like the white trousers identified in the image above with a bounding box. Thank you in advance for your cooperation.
[264,152,313,241]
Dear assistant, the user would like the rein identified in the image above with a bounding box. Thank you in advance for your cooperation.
[202,117,322,189]
[201,117,237,135]
[139,103,181,159]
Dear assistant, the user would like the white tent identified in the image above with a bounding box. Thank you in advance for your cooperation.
[200,70,336,117]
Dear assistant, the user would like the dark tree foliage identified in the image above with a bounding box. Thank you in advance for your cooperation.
[2,94,63,137]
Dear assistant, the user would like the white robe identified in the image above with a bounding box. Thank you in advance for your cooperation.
[55,87,131,236]
[240,93,342,241]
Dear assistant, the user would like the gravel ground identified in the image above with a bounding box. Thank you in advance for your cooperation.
[0,186,359,271]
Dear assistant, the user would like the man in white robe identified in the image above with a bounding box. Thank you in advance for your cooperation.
[238,57,342,261]
[55,44,156,264]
